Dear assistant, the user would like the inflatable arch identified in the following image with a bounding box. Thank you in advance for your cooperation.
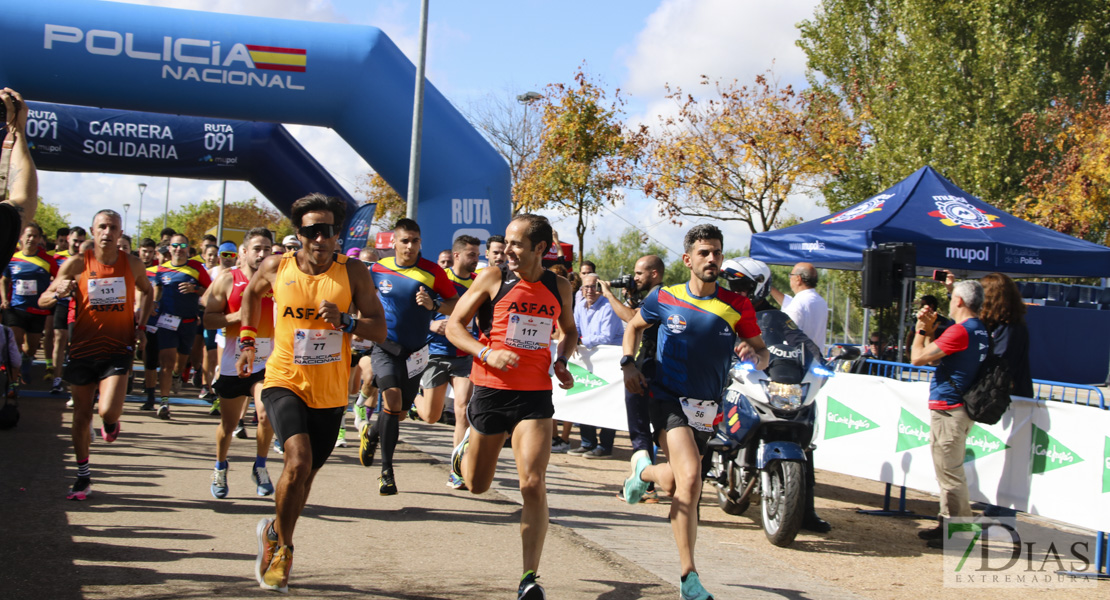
[0,0,509,251]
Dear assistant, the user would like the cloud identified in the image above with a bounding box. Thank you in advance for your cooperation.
[625,0,819,100]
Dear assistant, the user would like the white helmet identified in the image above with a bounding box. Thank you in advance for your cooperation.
[721,257,771,304]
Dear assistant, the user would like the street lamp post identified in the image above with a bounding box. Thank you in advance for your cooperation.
[137,182,147,235]
[122,203,130,234]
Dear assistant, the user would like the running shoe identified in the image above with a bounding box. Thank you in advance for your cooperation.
[43,370,53,382]
[234,422,248,439]
[210,466,229,499]
[446,472,467,490]
[157,401,171,420]
[551,438,571,454]
[172,373,183,395]
[335,427,347,448]
[680,572,713,600]
[261,545,293,593]
[353,404,368,432]
[100,421,121,443]
[358,424,376,467]
[273,439,284,455]
[407,405,419,421]
[255,518,280,589]
[66,397,74,408]
[251,465,275,496]
[450,428,470,481]
[378,471,398,496]
[139,399,155,411]
[67,476,92,501]
[209,399,222,416]
[583,446,612,459]
[51,378,64,395]
[191,368,202,388]
[623,450,652,506]
[517,571,545,600]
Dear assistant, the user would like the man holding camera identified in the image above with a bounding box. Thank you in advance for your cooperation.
[1,88,38,275]
[771,261,828,354]
[569,272,625,458]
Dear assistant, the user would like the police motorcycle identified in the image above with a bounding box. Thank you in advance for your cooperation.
[704,259,859,547]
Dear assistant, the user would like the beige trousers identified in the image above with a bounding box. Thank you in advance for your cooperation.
[930,405,974,518]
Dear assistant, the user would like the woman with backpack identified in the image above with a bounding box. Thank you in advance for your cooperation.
[978,273,1035,398]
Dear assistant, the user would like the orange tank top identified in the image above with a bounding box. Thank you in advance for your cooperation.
[69,249,137,359]
[264,252,353,408]
[471,266,561,391]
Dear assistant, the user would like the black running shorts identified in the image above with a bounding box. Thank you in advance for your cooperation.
[213,369,265,400]
[53,300,70,329]
[467,385,554,436]
[2,308,47,334]
[156,318,198,355]
[142,329,160,370]
[261,386,344,470]
[369,344,421,410]
[648,383,713,455]
[63,353,133,387]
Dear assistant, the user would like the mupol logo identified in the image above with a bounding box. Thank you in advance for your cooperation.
[946,246,990,264]
[44,24,307,91]
[788,241,826,253]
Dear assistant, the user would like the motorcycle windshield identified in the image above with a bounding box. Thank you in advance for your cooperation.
[756,310,824,383]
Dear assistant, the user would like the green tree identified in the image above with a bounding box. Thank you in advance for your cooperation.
[136,198,292,246]
[515,66,644,264]
[30,200,71,243]
[582,228,669,281]
[798,0,1110,212]
[355,172,407,231]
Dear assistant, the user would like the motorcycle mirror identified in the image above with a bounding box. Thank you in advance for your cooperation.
[831,345,861,361]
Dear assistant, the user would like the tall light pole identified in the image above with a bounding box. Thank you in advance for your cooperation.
[137,182,147,235]
[405,0,430,220]
[122,203,130,234]
[163,178,171,229]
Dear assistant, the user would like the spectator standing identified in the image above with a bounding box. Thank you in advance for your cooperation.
[0,88,38,274]
[977,273,1034,398]
[569,273,624,458]
[911,280,988,548]
[770,262,828,353]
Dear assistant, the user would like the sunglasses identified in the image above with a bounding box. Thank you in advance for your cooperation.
[361,260,374,267]
[297,223,337,240]
[170,243,188,249]
[220,251,237,258]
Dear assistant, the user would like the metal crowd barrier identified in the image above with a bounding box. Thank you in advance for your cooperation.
[860,359,1107,410]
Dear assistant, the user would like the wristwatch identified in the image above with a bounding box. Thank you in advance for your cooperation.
[556,355,569,366]
[918,329,928,337]
[620,354,635,368]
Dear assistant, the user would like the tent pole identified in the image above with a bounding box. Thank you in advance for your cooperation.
[896,277,910,363]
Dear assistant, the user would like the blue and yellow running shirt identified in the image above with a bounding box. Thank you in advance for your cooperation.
[428,268,477,357]
[638,282,761,400]
[3,249,58,315]
[145,264,162,330]
[155,259,212,320]
[371,256,458,352]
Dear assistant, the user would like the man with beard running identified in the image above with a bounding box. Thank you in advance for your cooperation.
[620,224,768,600]
[448,214,577,600]
[239,194,385,592]
[39,210,154,500]
[361,218,458,495]
[203,227,276,499]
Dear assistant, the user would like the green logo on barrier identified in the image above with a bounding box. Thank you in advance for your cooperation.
[824,397,878,440]
[963,425,1009,463]
[1103,437,1110,494]
[1030,424,1083,474]
[564,362,609,397]
[896,408,930,452]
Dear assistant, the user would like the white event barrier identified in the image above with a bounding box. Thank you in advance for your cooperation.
[550,351,1110,533]
[814,373,1110,533]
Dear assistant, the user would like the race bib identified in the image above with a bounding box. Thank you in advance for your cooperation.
[406,345,430,379]
[145,325,158,334]
[505,313,552,351]
[293,329,342,365]
[87,277,126,306]
[680,397,720,433]
[14,279,37,296]
[351,337,374,351]
[157,313,181,331]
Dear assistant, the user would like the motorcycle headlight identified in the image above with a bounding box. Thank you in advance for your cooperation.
[761,381,807,411]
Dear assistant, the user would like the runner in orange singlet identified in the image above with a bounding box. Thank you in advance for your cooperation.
[39,209,154,501]
[237,194,385,593]
[203,227,276,499]
[447,214,576,600]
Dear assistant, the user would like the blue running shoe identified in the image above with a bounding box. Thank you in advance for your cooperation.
[210,467,229,499]
[450,428,470,481]
[251,464,275,496]
[623,449,652,505]
[517,571,545,599]
[446,472,467,490]
[680,572,713,600]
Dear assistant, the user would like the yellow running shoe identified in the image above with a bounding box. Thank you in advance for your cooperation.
[261,545,292,593]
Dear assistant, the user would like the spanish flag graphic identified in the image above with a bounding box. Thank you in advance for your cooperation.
[246,45,307,72]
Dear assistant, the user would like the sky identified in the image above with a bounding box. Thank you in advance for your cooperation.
[33,0,825,262]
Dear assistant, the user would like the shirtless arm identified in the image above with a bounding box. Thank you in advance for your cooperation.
[202,271,235,329]
[38,255,85,310]
[552,276,577,390]
[346,259,387,343]
[235,254,279,377]
[1,89,37,227]
[130,254,154,334]
[446,267,506,364]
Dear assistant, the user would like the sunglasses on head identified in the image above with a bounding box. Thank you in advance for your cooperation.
[170,243,188,249]
[297,223,337,240]
[220,251,237,258]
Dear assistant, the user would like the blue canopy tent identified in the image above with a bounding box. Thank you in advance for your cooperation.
[750,166,1110,277]
[751,166,1110,384]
